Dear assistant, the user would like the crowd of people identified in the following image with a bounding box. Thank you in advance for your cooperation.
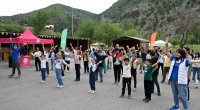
[8,37,200,110]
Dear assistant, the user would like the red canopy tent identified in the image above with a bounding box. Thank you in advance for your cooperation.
[0,28,54,67]
[0,28,54,44]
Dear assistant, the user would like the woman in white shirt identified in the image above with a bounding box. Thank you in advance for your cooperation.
[192,52,200,88]
[64,47,71,71]
[32,48,41,71]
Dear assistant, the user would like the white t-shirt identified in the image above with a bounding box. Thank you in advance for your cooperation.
[64,51,71,61]
[50,52,55,59]
[55,59,67,69]
[122,64,131,78]
[34,51,41,57]
[41,59,47,68]
[91,64,97,72]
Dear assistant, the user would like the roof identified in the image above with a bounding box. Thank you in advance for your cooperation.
[113,36,149,42]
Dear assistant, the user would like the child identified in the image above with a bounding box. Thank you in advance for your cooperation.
[88,59,101,94]
[40,54,48,83]
[131,51,140,91]
[55,54,69,88]
[107,52,113,71]
[120,58,132,99]
[143,59,157,103]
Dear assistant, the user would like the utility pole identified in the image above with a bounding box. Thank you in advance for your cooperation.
[72,7,74,38]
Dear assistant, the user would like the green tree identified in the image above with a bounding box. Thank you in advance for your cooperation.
[29,11,48,34]
[94,20,123,47]
[76,20,96,41]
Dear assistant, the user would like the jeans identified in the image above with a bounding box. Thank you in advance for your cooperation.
[51,58,55,70]
[41,68,46,81]
[192,67,200,81]
[170,80,188,110]
[114,65,121,83]
[89,71,96,91]
[35,57,41,71]
[12,60,21,75]
[75,64,81,81]
[121,77,131,96]
[96,67,103,81]
[55,68,64,86]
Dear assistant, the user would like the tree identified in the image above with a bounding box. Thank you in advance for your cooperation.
[93,20,123,47]
[29,11,48,34]
[75,20,96,41]
[174,0,200,47]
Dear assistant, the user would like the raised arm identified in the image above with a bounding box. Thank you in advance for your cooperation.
[189,60,200,64]
[70,43,75,51]
[9,37,15,50]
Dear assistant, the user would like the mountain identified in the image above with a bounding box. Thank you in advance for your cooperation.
[101,0,200,37]
[0,4,98,35]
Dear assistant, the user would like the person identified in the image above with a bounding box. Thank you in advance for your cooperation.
[32,48,42,71]
[131,51,140,91]
[40,54,48,83]
[70,43,82,81]
[165,42,200,110]
[55,54,69,88]
[94,48,107,83]
[107,51,113,71]
[55,47,65,77]
[113,48,123,85]
[150,51,161,96]
[42,44,50,76]
[88,59,101,94]
[83,50,89,74]
[192,52,200,88]
[119,58,132,99]
[8,38,26,79]
[161,51,172,84]
[140,48,147,74]
[158,50,164,76]
[143,59,157,103]
[63,47,71,71]
[49,46,56,70]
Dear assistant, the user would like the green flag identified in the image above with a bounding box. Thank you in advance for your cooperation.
[60,29,68,51]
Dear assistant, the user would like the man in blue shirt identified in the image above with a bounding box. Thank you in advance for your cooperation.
[8,38,26,79]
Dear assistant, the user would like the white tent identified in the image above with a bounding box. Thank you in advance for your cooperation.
[154,40,172,47]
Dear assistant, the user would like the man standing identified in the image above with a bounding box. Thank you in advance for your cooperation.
[8,37,26,79]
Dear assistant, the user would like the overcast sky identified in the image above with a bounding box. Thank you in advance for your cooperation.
[0,0,118,16]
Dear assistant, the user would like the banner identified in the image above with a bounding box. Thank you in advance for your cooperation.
[149,32,157,50]
[60,29,68,50]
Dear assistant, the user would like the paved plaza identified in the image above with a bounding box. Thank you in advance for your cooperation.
[0,61,199,110]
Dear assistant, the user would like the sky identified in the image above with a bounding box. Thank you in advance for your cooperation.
[0,0,118,16]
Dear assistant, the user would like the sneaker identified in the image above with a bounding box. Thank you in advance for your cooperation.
[128,95,131,99]
[113,81,117,84]
[88,90,92,93]
[40,80,45,83]
[133,88,136,91]
[144,99,151,103]
[56,85,60,88]
[15,75,21,79]
[169,105,180,110]
[195,84,198,88]
[119,95,124,98]
[142,98,147,101]
[59,85,64,88]
[91,90,95,94]
[8,74,14,78]
[157,93,161,96]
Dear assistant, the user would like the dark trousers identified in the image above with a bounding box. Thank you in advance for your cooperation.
[114,65,121,82]
[131,68,137,88]
[158,63,164,75]
[89,72,96,91]
[162,67,170,82]
[12,60,21,75]
[121,77,131,96]
[35,57,41,71]
[84,61,89,73]
[46,62,49,75]
[152,74,161,94]
[64,60,70,71]
[188,79,190,101]
[144,80,152,100]
[75,64,81,81]
[41,68,46,81]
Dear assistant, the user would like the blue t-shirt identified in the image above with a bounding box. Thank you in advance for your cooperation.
[170,56,190,81]
[10,43,24,60]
